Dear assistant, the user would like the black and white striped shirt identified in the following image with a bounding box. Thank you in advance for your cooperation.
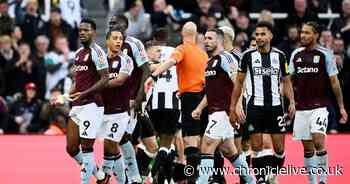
[148,46,180,110]
[238,47,289,107]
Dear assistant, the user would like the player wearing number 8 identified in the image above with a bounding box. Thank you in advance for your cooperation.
[96,28,135,184]
[290,22,348,184]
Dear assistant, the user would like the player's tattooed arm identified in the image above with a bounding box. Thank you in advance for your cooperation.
[330,75,348,123]
[192,95,207,120]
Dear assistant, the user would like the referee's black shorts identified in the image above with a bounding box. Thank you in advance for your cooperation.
[180,92,208,137]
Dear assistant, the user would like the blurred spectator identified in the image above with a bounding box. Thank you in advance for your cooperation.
[6,82,43,133]
[19,0,46,48]
[125,0,152,41]
[277,24,300,60]
[8,0,26,24]
[286,0,319,30]
[248,0,281,12]
[10,26,22,50]
[0,96,8,134]
[41,7,77,50]
[331,0,350,47]
[151,0,173,29]
[319,29,334,49]
[257,9,283,45]
[53,62,74,95]
[31,35,48,100]
[308,0,329,13]
[44,36,74,100]
[3,42,34,97]
[0,0,8,14]
[235,12,254,37]
[58,0,82,28]
[0,0,15,36]
[41,87,68,135]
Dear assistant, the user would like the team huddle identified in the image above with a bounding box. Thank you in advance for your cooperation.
[52,14,348,184]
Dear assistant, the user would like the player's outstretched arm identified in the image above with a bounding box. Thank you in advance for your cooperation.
[282,75,296,119]
[330,75,348,123]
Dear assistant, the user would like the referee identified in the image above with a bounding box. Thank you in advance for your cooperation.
[230,21,296,184]
[145,22,208,183]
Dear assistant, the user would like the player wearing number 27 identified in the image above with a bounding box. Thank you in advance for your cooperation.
[289,22,348,184]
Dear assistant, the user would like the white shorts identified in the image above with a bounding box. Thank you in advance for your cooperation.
[293,107,329,140]
[99,112,130,142]
[204,111,235,140]
[125,108,137,134]
[69,103,104,139]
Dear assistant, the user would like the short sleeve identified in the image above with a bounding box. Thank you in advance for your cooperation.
[220,54,238,80]
[120,55,134,76]
[279,52,289,76]
[325,51,338,76]
[91,45,108,71]
[130,39,149,67]
[238,52,249,73]
[288,59,295,74]
[171,45,185,63]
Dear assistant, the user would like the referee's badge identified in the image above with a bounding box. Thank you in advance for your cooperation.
[112,61,119,68]
[313,55,320,64]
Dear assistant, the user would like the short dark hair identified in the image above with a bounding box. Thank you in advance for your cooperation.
[207,28,225,41]
[106,28,125,40]
[256,21,273,33]
[50,7,61,14]
[303,21,321,34]
[80,18,96,31]
[152,28,169,44]
[111,14,128,30]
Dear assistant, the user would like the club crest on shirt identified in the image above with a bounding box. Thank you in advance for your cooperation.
[83,53,90,62]
[313,55,320,64]
[296,57,302,63]
[75,56,79,61]
[112,61,119,68]
[212,59,218,67]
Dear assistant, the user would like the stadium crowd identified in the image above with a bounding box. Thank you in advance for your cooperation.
[0,0,349,136]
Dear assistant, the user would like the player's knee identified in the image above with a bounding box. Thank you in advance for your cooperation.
[274,146,285,155]
[313,141,325,152]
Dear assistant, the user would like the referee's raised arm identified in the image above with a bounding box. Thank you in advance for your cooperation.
[146,21,208,183]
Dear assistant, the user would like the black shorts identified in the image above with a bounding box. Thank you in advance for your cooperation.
[246,103,286,134]
[131,112,156,145]
[148,109,180,135]
[180,92,208,137]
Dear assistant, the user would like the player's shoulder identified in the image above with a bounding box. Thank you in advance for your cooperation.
[290,47,306,56]
[315,45,333,56]
[220,51,235,63]
[90,43,105,56]
[271,47,286,56]
[241,48,257,58]
[74,47,84,55]
[229,49,242,59]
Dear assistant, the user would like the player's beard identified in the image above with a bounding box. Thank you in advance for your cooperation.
[206,45,216,57]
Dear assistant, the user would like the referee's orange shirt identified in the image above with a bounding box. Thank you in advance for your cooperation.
[171,41,208,95]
